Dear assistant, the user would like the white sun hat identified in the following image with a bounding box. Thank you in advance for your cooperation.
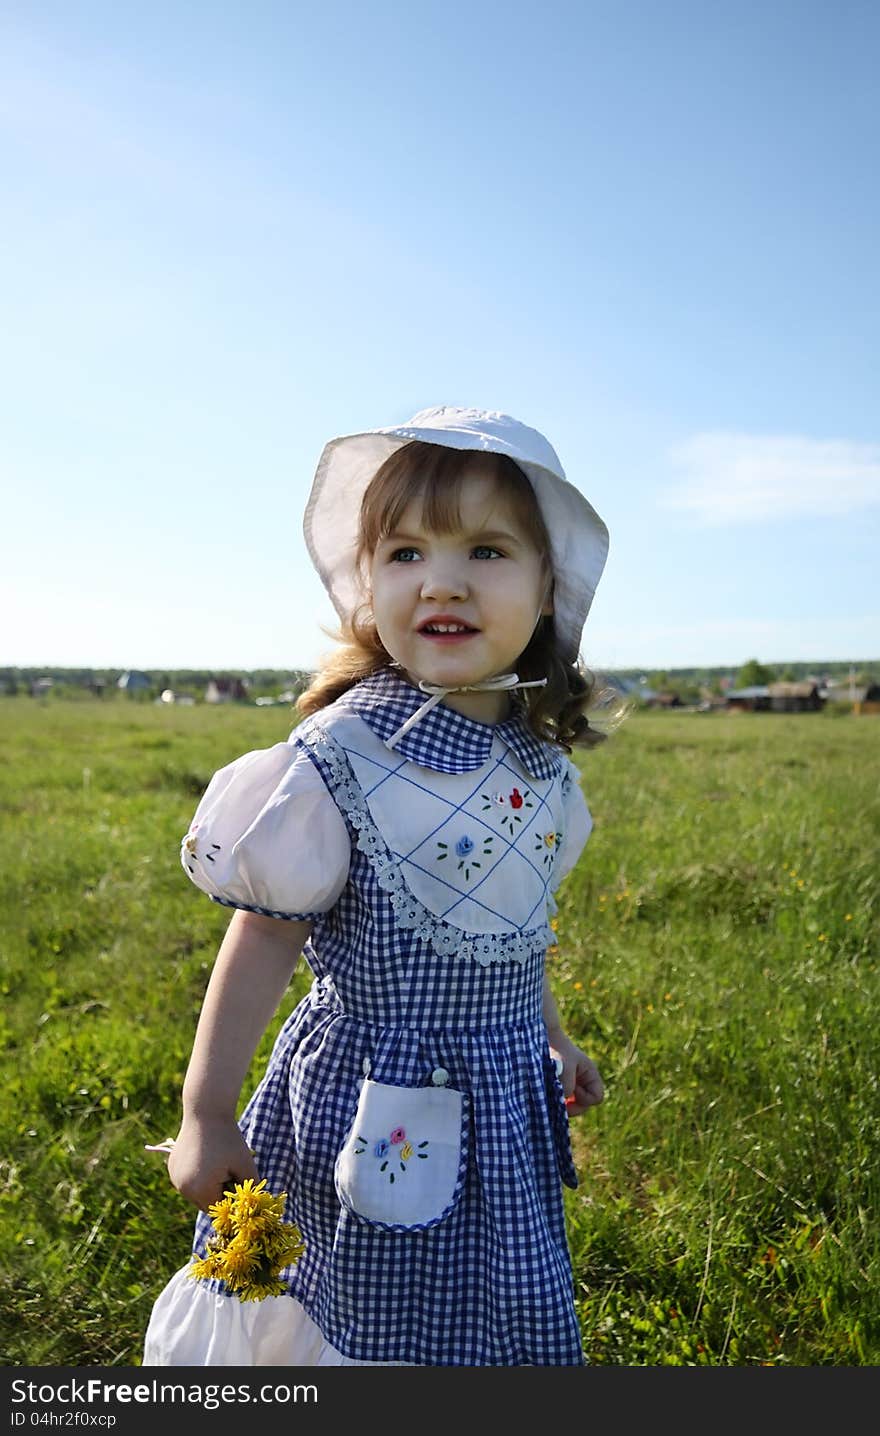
[303,405,609,665]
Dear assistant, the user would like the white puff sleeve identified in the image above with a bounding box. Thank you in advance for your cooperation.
[180,741,351,919]
[551,758,594,892]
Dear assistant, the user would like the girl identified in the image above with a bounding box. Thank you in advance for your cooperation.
[143,405,624,1367]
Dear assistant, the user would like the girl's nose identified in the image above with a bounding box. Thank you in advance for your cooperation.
[419,559,469,601]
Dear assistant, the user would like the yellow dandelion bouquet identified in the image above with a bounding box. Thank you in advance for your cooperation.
[189,1178,305,1303]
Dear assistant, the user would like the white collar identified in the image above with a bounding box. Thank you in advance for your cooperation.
[336,667,563,781]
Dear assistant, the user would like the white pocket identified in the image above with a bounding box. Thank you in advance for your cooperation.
[334,1078,469,1231]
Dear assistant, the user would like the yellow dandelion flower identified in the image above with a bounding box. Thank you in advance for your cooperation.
[189,1252,222,1282]
[206,1196,236,1239]
[573,980,583,990]
[218,1240,259,1284]
[818,933,827,942]
[231,1177,284,1220]
[235,1213,273,1244]
[845,914,852,921]
[549,916,559,932]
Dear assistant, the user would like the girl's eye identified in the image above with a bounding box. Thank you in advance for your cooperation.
[389,548,420,562]
[472,545,503,560]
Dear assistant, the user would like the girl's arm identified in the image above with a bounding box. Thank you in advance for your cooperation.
[167,908,311,1210]
[543,969,604,1116]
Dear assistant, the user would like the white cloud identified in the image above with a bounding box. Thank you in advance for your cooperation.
[663,433,880,524]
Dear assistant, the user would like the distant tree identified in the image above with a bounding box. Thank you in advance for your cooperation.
[736,658,775,688]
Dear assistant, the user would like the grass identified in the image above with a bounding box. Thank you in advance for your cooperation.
[0,696,877,1365]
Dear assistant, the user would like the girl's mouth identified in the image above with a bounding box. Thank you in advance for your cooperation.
[418,623,479,644]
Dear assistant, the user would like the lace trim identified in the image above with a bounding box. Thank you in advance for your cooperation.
[299,721,553,967]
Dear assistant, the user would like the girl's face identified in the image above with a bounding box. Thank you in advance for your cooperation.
[368,468,553,723]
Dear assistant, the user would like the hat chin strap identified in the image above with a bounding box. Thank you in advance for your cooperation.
[384,604,550,750]
[385,673,548,750]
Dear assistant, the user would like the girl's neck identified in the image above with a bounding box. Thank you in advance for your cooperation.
[394,668,513,726]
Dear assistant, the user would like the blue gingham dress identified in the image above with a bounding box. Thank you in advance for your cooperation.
[182,667,593,1366]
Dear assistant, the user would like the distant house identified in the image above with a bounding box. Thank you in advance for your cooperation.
[726,685,771,712]
[857,683,880,715]
[767,681,824,713]
[823,683,866,704]
[726,682,824,713]
[117,670,152,692]
[205,677,249,703]
[824,681,880,715]
[31,677,54,698]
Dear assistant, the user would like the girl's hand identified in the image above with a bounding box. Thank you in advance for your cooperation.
[166,1114,259,1212]
[549,1034,605,1117]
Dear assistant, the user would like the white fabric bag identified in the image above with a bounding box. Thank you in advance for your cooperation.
[335,1078,468,1230]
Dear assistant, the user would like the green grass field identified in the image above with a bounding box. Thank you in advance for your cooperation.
[1,697,877,1366]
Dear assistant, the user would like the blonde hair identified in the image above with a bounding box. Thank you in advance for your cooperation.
[297,441,630,750]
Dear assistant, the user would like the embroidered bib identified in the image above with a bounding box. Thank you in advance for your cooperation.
[297,712,569,961]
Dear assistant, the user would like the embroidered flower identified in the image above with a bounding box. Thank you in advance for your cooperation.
[183,830,198,854]
[366,1136,429,1180]
[534,831,562,867]
[481,785,534,836]
[437,831,496,883]
[481,790,507,814]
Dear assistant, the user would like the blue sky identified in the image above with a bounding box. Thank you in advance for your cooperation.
[2,0,877,674]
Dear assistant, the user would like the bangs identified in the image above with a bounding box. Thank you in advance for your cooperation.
[356,441,551,567]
